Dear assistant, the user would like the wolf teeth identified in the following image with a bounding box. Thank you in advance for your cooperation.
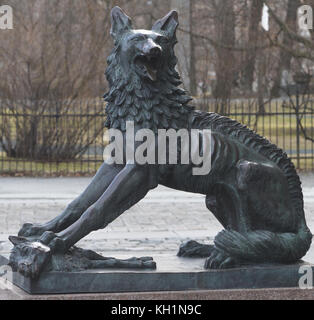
[143,62,157,81]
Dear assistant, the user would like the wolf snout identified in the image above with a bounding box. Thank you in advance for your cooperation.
[147,46,162,57]
[142,40,162,58]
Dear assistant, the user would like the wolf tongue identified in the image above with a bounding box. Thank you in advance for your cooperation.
[143,62,157,81]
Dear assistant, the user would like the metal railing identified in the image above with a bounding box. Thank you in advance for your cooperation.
[0,98,313,176]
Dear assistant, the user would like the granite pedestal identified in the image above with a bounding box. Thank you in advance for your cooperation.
[0,253,311,295]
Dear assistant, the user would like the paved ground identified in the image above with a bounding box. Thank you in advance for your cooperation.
[1,173,314,260]
[0,177,220,256]
[1,173,314,299]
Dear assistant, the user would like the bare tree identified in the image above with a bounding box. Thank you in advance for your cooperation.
[270,0,301,97]
[241,0,264,92]
[211,0,236,112]
[0,0,111,160]
[264,0,314,62]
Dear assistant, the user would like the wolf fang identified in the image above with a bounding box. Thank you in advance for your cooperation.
[111,304,146,318]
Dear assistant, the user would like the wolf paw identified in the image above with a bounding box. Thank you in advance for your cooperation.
[39,231,66,254]
[204,248,235,269]
[18,223,48,238]
[178,240,214,257]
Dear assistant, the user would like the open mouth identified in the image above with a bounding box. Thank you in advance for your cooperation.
[134,54,160,81]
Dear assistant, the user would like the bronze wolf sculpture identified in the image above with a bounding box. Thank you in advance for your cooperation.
[12,7,312,278]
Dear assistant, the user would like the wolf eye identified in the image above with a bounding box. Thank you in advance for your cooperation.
[131,35,146,42]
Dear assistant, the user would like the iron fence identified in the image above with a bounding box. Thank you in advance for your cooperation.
[0,98,313,176]
[0,99,107,176]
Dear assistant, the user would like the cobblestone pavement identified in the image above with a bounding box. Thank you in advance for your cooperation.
[0,174,314,258]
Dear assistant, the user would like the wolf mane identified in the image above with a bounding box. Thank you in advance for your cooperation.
[103,41,194,133]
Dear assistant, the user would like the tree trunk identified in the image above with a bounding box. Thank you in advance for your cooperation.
[213,0,235,113]
[241,0,263,93]
[257,51,266,114]
[189,0,197,96]
[271,0,300,97]
[171,0,195,94]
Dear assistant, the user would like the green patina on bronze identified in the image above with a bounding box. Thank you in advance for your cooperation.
[9,7,312,280]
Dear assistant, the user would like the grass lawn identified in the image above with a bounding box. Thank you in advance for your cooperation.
[0,155,104,176]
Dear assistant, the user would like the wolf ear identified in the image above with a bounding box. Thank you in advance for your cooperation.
[152,10,179,39]
[9,236,28,246]
[110,6,132,40]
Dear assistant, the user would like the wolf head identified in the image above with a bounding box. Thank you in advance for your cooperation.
[109,6,178,82]
[8,236,51,279]
[104,7,194,132]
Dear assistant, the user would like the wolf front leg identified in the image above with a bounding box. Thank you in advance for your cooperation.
[39,163,158,253]
[18,162,123,237]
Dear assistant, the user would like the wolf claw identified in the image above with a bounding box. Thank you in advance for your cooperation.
[204,248,235,269]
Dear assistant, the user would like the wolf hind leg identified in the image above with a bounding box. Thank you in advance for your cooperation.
[204,160,267,269]
[203,184,251,268]
[177,194,222,258]
[213,227,312,265]
[177,185,246,259]
[177,177,251,260]
[204,228,312,270]
[205,160,312,269]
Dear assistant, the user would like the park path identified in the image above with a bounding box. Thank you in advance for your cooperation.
[0,174,314,260]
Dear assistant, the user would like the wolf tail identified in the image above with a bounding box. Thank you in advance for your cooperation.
[214,222,312,263]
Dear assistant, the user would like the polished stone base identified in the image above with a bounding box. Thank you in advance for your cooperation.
[0,253,311,295]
